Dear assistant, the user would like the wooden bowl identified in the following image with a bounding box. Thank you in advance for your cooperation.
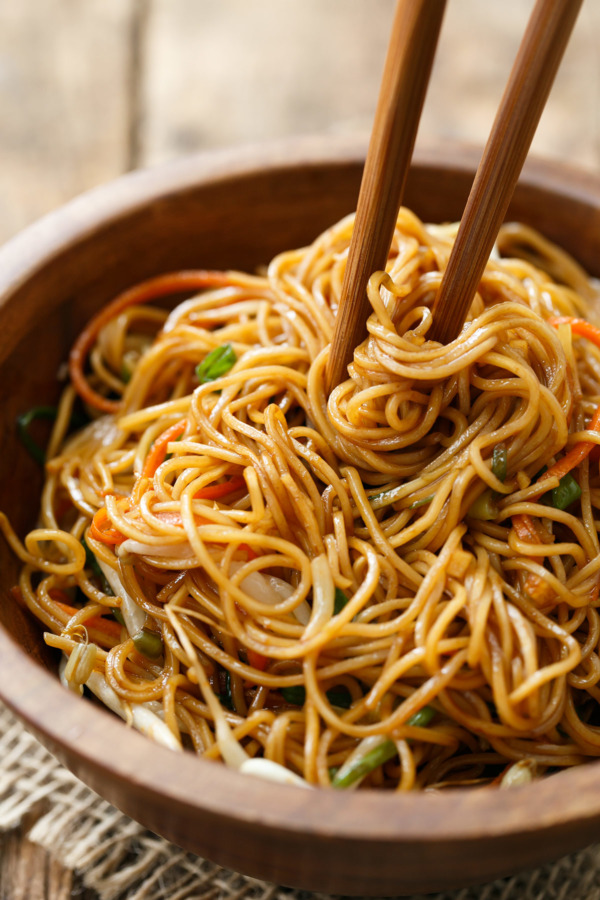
[2,137,600,896]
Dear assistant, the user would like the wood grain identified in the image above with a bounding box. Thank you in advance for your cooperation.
[0,818,95,900]
[2,143,600,895]
[430,0,583,343]
[0,0,136,243]
[326,0,446,390]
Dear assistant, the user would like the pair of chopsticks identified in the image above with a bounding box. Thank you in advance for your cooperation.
[326,0,583,392]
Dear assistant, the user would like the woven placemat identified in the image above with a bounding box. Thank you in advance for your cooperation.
[1,702,600,900]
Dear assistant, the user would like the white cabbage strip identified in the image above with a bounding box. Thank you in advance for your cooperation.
[97,558,146,635]
[86,671,182,752]
[229,561,311,625]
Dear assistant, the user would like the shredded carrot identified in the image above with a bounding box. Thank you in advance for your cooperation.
[510,315,600,606]
[247,649,269,671]
[511,513,545,546]
[530,317,600,490]
[89,507,126,545]
[239,542,258,561]
[512,514,556,605]
[194,475,246,501]
[48,588,73,605]
[52,599,123,641]
[549,316,600,346]
[142,419,187,480]
[69,270,232,413]
[533,403,600,492]
[522,573,556,607]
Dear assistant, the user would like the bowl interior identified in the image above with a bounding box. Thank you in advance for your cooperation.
[2,139,600,895]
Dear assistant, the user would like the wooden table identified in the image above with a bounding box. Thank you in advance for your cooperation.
[0,1,599,897]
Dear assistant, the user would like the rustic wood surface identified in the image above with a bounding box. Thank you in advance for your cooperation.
[0,2,599,898]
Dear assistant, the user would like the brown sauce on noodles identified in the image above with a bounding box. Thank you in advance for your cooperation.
[3,208,600,790]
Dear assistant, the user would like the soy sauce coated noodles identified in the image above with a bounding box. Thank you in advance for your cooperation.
[3,207,600,791]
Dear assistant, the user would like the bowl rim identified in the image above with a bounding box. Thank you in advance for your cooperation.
[2,135,600,850]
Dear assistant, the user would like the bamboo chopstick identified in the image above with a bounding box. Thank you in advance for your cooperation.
[326,0,446,392]
[429,0,583,344]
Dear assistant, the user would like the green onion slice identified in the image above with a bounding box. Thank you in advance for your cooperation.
[281,685,306,706]
[333,587,349,614]
[332,740,397,788]
[491,445,508,482]
[17,404,89,465]
[196,344,237,383]
[282,684,353,709]
[16,406,58,464]
[216,668,234,710]
[407,705,436,728]
[548,472,581,510]
[468,488,499,521]
[325,686,353,709]
[111,607,125,626]
[332,706,436,788]
[409,494,434,509]
[132,628,163,659]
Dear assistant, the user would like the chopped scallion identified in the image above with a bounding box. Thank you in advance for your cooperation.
[216,671,234,710]
[132,628,163,659]
[407,705,436,728]
[281,685,306,705]
[282,684,353,709]
[17,404,88,465]
[16,406,58,464]
[409,494,434,509]
[334,587,349,615]
[332,740,396,788]
[468,488,499,521]
[369,490,390,503]
[332,706,436,788]
[325,686,353,709]
[196,344,237,383]
[548,472,581,510]
[491,444,508,482]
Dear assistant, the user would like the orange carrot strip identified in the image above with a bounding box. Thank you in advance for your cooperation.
[194,475,246,501]
[529,317,600,490]
[141,419,187,480]
[522,573,556,607]
[512,514,556,605]
[239,542,259,561]
[69,270,232,413]
[549,316,600,346]
[511,513,543,545]
[52,599,123,641]
[534,404,600,494]
[48,588,74,605]
[89,507,126,545]
[247,649,269,671]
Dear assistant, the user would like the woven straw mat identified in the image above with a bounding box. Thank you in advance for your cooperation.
[2,702,600,900]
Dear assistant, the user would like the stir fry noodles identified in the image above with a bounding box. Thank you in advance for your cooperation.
[4,207,600,791]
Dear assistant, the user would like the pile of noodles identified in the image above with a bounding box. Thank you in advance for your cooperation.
[3,206,600,791]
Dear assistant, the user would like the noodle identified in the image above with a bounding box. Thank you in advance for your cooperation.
[4,205,600,790]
